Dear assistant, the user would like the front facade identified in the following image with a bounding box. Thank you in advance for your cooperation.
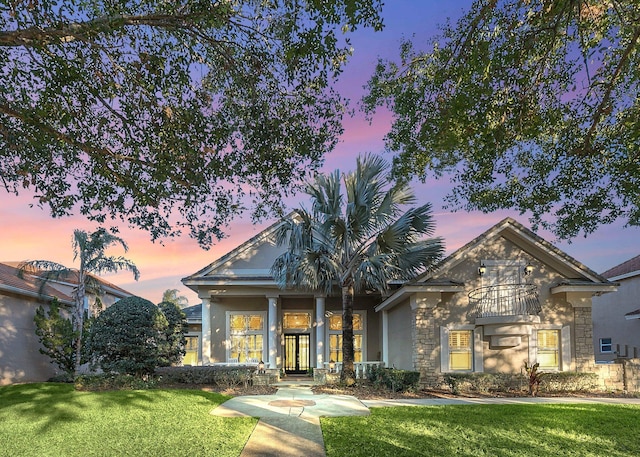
[593,255,640,362]
[182,220,382,374]
[0,262,134,384]
[182,217,615,384]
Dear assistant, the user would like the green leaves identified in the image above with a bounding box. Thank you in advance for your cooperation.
[0,0,383,248]
[365,0,640,239]
[272,154,444,295]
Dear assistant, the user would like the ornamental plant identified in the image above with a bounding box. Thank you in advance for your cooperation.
[86,296,169,376]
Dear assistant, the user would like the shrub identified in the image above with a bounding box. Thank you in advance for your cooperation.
[155,366,253,388]
[539,372,599,393]
[443,372,523,394]
[157,301,187,366]
[370,366,420,392]
[85,296,170,376]
[33,298,78,375]
[75,373,159,391]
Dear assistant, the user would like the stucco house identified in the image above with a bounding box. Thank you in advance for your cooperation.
[593,255,640,362]
[181,217,616,385]
[0,261,133,384]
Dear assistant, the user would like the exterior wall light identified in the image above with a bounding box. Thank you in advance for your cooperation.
[478,263,486,276]
[329,359,335,373]
[524,263,534,276]
[258,360,265,373]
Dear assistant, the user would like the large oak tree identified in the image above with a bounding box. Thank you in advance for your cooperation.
[0,0,382,248]
[364,0,640,239]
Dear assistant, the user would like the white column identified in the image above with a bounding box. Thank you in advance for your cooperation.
[201,296,211,365]
[382,310,389,367]
[267,295,278,369]
[315,296,326,368]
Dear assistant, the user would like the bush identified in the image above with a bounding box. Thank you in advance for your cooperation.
[75,374,159,391]
[155,366,254,388]
[369,366,420,392]
[85,296,170,376]
[443,372,523,394]
[539,372,599,393]
[157,301,187,366]
[33,298,78,375]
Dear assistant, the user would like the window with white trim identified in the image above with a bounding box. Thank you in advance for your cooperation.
[600,337,613,353]
[537,329,560,370]
[440,326,483,373]
[227,312,266,362]
[327,312,365,362]
[449,330,473,371]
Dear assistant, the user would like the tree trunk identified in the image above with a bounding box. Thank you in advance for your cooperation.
[73,278,85,376]
[340,283,356,385]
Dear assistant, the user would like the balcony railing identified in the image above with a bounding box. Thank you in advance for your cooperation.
[468,284,541,318]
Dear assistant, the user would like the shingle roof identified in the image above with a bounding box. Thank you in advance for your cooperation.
[5,261,133,296]
[0,262,73,303]
[182,303,202,321]
[601,255,640,279]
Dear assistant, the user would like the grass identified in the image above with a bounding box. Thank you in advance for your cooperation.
[322,404,640,457]
[0,383,256,457]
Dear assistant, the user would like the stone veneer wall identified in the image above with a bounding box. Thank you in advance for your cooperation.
[574,306,597,371]
[412,306,438,386]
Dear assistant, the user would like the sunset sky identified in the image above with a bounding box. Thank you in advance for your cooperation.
[1,1,638,306]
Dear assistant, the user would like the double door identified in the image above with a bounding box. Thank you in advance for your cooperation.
[284,333,310,374]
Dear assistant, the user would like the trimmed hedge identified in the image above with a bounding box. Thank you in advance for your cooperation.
[369,365,420,392]
[442,371,600,395]
[155,366,255,388]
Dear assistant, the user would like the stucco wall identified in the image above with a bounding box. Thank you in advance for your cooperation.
[0,292,58,385]
[592,274,640,361]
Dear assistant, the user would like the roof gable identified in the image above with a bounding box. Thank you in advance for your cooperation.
[182,214,292,283]
[415,217,609,284]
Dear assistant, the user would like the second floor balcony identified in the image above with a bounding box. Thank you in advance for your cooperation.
[468,284,541,319]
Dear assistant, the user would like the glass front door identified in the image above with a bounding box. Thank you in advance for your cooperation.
[284,334,310,374]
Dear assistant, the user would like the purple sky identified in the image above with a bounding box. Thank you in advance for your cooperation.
[1,1,638,305]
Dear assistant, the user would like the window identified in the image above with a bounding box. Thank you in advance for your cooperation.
[600,338,613,353]
[183,335,200,366]
[449,330,473,371]
[537,330,560,370]
[283,312,311,330]
[228,312,265,362]
[327,312,364,362]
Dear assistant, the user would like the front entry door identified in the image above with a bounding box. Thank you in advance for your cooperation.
[284,334,310,374]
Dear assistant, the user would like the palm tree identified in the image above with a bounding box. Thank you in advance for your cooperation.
[271,154,444,384]
[19,228,140,375]
[160,288,189,307]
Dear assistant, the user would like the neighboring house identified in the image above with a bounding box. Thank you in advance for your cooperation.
[0,262,134,385]
[593,255,640,362]
[182,217,616,385]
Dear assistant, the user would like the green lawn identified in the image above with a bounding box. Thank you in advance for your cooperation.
[0,383,256,457]
[322,404,640,457]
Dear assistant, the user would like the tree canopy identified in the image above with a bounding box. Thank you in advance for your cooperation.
[364,0,640,239]
[0,0,383,248]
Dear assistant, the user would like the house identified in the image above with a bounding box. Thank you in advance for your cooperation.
[181,217,616,385]
[593,255,640,362]
[0,262,134,384]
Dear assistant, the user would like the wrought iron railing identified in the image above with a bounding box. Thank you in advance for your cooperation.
[468,284,541,318]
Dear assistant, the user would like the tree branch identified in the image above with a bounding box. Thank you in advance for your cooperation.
[0,11,229,47]
[583,25,640,152]
[0,103,148,167]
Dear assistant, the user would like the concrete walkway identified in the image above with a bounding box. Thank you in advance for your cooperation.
[211,386,640,457]
[211,385,369,457]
